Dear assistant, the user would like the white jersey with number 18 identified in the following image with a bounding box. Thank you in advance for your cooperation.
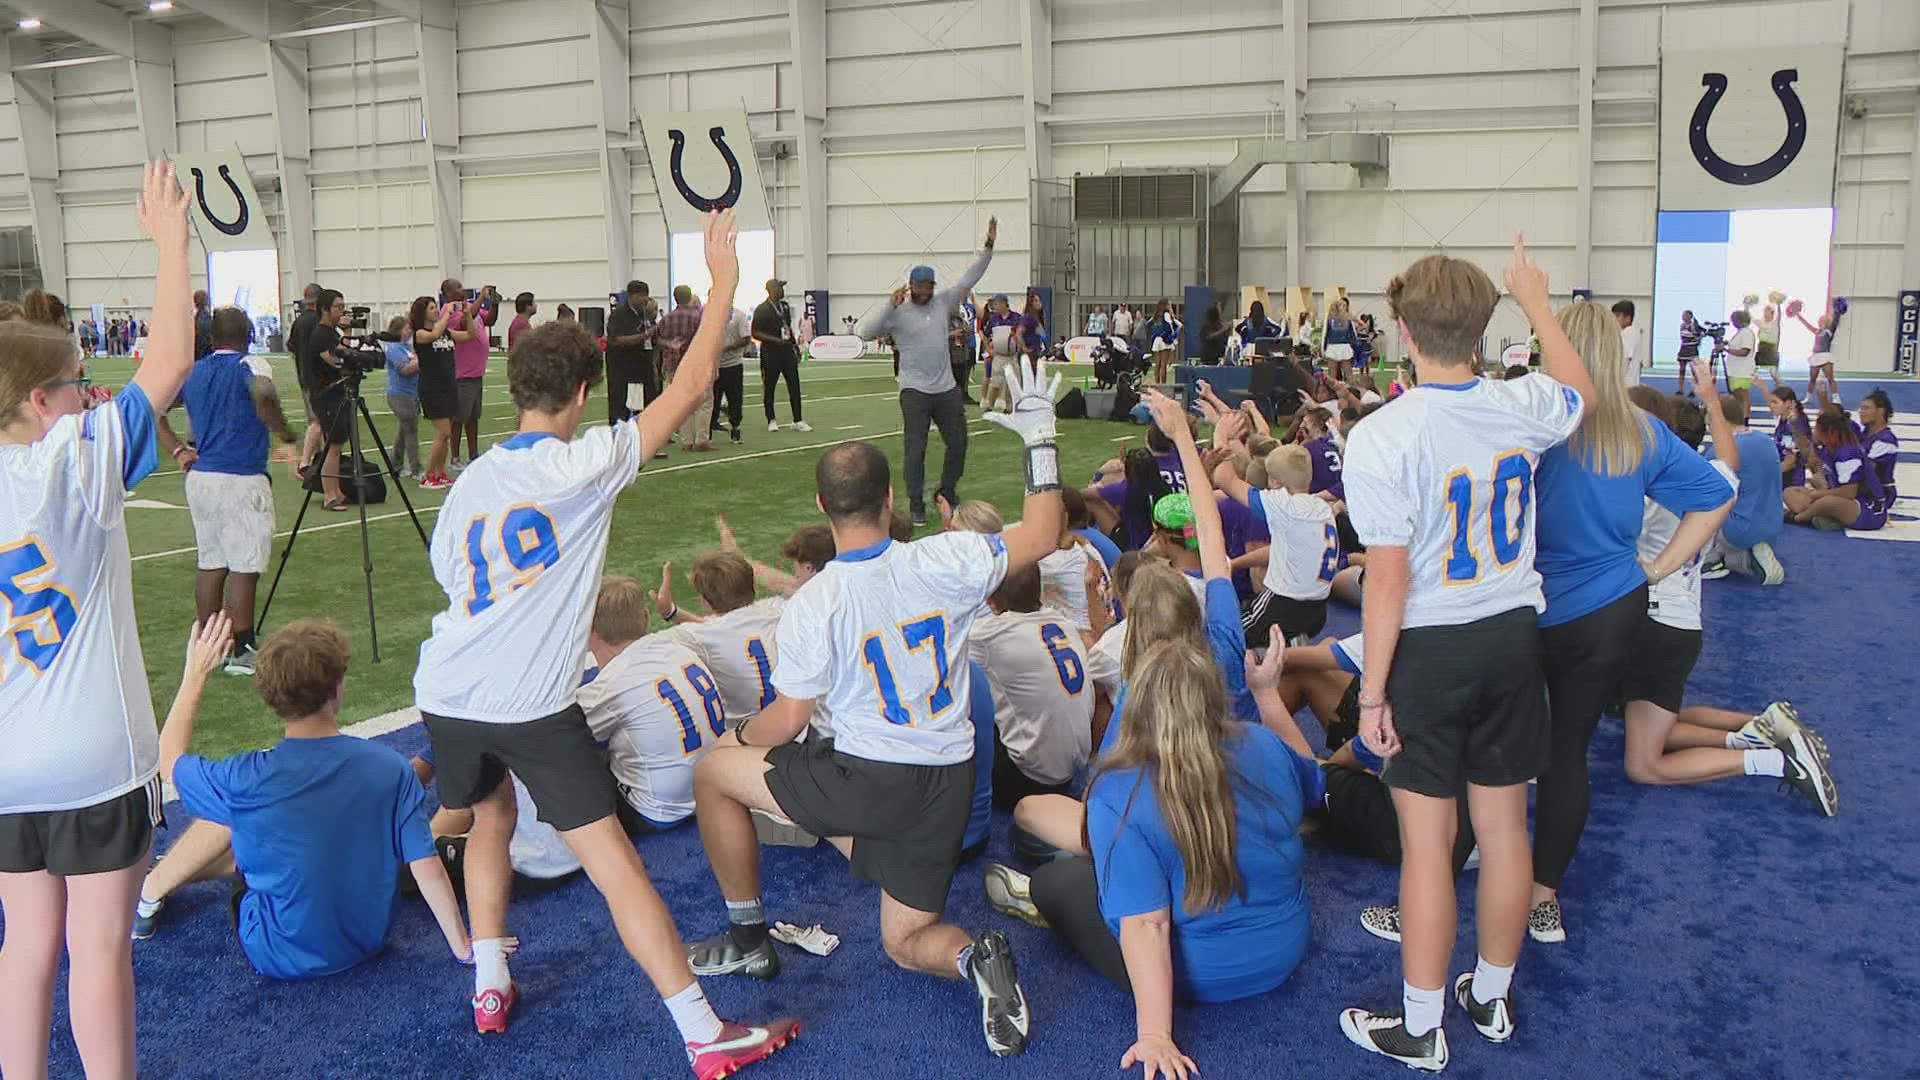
[1343,374,1583,630]
[414,423,643,724]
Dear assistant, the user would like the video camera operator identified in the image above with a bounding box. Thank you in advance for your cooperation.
[301,289,351,511]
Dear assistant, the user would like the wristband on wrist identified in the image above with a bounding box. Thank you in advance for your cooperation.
[1024,441,1060,494]
[663,605,679,622]
[1358,696,1386,710]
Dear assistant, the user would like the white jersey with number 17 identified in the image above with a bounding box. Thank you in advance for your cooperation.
[1343,375,1583,630]
[414,423,643,724]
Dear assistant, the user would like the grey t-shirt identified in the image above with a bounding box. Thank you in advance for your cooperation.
[855,247,994,395]
[720,308,753,369]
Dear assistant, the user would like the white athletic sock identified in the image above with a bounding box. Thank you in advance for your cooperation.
[726,897,765,926]
[665,981,725,1045]
[1403,981,1444,1038]
[1744,748,1785,777]
[472,937,512,995]
[1471,957,1514,1005]
[136,896,162,917]
[1730,719,1769,749]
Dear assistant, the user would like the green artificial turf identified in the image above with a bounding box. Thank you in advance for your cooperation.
[99,354,1128,759]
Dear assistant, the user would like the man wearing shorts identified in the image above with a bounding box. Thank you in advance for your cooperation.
[180,307,298,675]
[1723,310,1756,394]
[685,358,1064,1059]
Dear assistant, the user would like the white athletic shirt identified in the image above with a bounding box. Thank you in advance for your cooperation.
[1725,327,1757,380]
[969,609,1094,785]
[1037,543,1096,631]
[0,389,160,814]
[1344,375,1583,629]
[506,773,582,879]
[1248,487,1337,602]
[1087,620,1126,696]
[672,597,785,724]
[1621,326,1641,385]
[415,424,643,723]
[1642,459,1737,632]
[773,533,1008,766]
[579,634,724,824]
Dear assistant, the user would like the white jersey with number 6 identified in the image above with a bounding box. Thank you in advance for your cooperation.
[969,609,1094,785]
[673,596,785,724]
[415,423,643,724]
[0,390,160,814]
[579,634,724,824]
[1248,487,1338,602]
[1344,374,1583,630]
[773,533,1009,766]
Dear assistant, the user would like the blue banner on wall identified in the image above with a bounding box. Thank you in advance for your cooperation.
[1183,285,1216,357]
[803,290,828,337]
[1897,290,1918,377]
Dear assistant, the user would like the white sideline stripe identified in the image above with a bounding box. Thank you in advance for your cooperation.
[835,424,862,430]
[131,424,996,563]
[343,706,425,739]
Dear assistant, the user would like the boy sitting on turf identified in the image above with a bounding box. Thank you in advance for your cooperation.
[655,551,785,727]
[969,564,1096,808]
[134,616,474,979]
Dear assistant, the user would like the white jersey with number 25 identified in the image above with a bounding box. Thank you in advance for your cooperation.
[1343,374,1583,630]
[415,423,643,724]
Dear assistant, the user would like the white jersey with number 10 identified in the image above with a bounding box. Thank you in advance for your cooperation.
[1343,375,1583,630]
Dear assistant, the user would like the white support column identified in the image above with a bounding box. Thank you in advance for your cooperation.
[6,38,64,298]
[788,0,829,293]
[1019,0,1053,183]
[1281,0,1306,285]
[375,0,463,277]
[268,39,316,294]
[1575,0,1597,289]
[590,0,634,289]
[1905,103,1920,286]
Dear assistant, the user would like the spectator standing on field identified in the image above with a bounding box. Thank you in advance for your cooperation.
[384,315,422,479]
[508,292,536,351]
[656,285,714,453]
[442,278,491,470]
[754,279,807,432]
[605,280,660,426]
[711,306,753,444]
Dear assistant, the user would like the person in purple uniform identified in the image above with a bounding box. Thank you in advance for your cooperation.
[1763,381,1813,489]
[1857,389,1899,504]
[1293,408,1344,499]
[1786,411,1890,531]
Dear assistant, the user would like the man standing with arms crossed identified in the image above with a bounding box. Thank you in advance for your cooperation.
[752,279,808,433]
[856,218,997,527]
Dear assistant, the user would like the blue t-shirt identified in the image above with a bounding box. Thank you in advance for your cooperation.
[172,735,437,980]
[1086,724,1311,1003]
[1074,527,1122,571]
[181,350,270,477]
[965,660,994,851]
[1534,421,1734,627]
[384,340,418,397]
[1708,430,1783,549]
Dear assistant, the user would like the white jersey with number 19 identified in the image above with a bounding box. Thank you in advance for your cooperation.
[1343,374,1583,630]
[415,423,643,724]
[773,532,1008,767]
[0,389,161,814]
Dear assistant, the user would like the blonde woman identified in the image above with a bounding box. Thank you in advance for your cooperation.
[0,163,192,1080]
[1525,297,1734,943]
[1322,298,1359,382]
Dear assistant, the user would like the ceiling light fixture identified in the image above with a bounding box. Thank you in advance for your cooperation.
[148,0,174,10]
[17,18,42,30]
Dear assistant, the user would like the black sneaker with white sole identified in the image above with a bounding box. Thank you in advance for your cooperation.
[968,930,1030,1057]
[1775,725,1838,817]
[1452,972,1515,1043]
[1528,898,1565,943]
[1339,1008,1449,1072]
[687,926,781,979]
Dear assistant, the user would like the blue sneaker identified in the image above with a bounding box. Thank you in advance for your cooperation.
[131,897,164,941]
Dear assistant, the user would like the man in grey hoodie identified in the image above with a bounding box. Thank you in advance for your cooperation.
[857,217,998,526]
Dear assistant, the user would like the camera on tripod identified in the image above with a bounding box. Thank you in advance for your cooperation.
[1696,318,1730,359]
[335,306,385,381]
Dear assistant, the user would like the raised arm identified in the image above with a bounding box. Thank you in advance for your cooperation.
[635,211,739,460]
[1143,390,1229,581]
[1694,365,1737,473]
[986,358,1068,572]
[130,162,195,410]
[1504,234,1597,417]
[157,614,234,787]
[943,217,998,304]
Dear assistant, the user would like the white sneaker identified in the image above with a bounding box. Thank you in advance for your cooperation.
[791,420,812,433]
[1751,541,1786,585]
[768,419,781,432]
[449,456,467,473]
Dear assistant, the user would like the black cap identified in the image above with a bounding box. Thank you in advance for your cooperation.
[626,280,647,294]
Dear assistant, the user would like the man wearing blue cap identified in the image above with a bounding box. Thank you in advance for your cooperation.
[856,217,998,526]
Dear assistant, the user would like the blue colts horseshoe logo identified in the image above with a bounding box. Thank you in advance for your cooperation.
[667,126,744,212]
[190,164,250,236]
[1689,69,1806,186]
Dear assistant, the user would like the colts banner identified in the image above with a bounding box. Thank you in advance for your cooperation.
[639,110,772,236]
[1897,290,1919,377]
[171,150,275,252]
[1659,46,1843,211]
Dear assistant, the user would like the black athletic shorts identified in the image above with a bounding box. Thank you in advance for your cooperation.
[1315,762,1401,865]
[1242,590,1328,643]
[421,704,617,833]
[1326,677,1362,752]
[227,875,250,935]
[0,777,161,875]
[764,737,973,914]
[1380,605,1548,797]
[1622,617,1703,713]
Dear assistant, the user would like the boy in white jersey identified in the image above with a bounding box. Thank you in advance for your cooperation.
[970,564,1095,806]
[582,576,730,830]
[410,211,797,1079]
[686,359,1066,1058]
[658,551,784,725]
[1218,442,1337,645]
[1337,239,1596,1072]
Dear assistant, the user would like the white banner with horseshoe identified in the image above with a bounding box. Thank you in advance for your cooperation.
[638,110,772,235]
[1658,45,1843,211]
[170,149,276,253]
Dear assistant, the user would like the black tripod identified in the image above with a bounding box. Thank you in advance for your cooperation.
[259,365,430,662]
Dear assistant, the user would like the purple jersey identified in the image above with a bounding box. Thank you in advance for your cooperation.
[1154,451,1189,492]
[1216,494,1271,599]
[1774,415,1810,487]
[1305,436,1344,499]
[1863,426,1900,501]
[1827,443,1889,512]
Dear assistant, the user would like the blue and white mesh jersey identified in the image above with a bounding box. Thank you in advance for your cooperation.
[1343,374,1583,630]
[773,531,1009,766]
[414,422,643,724]
[1250,487,1338,602]
[673,596,785,724]
[579,633,723,823]
[0,390,161,813]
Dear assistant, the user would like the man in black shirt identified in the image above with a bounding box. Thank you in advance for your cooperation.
[752,279,808,432]
[604,279,659,429]
[300,289,349,509]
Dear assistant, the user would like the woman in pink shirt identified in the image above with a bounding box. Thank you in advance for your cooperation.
[439,278,491,469]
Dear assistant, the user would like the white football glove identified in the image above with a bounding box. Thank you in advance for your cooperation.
[982,356,1062,448]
